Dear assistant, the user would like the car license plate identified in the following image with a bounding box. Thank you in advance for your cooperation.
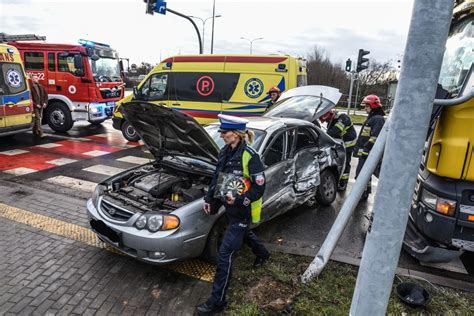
[90,219,121,246]
[107,102,116,106]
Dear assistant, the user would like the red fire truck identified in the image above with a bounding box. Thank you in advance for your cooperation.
[4,35,124,132]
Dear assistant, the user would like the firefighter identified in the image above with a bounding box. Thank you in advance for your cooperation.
[266,86,281,108]
[353,95,386,200]
[319,108,357,191]
[197,114,270,315]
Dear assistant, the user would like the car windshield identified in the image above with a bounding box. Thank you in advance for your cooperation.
[88,57,121,82]
[264,95,335,121]
[438,17,474,95]
[204,125,265,151]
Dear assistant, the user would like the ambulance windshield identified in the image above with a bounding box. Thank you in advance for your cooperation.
[88,57,121,82]
[438,17,474,95]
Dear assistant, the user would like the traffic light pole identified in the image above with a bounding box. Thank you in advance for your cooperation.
[346,72,355,115]
[350,0,453,314]
[166,8,203,54]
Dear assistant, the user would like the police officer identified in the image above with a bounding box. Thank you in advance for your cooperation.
[353,95,386,200]
[266,86,281,109]
[197,114,270,315]
[319,108,357,191]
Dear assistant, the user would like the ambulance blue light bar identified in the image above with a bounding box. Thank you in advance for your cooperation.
[78,39,110,48]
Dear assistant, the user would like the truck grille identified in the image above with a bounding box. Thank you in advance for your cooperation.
[100,199,134,221]
[452,239,474,252]
[100,89,121,99]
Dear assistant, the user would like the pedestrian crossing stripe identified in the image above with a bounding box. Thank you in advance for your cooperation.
[83,165,125,176]
[0,202,215,282]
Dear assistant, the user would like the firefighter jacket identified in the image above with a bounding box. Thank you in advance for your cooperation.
[354,108,385,157]
[326,112,357,148]
[205,140,265,224]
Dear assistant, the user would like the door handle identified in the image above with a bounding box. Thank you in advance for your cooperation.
[157,102,167,106]
[6,102,15,107]
[172,103,181,106]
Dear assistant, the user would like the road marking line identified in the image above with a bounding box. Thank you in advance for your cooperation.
[82,150,111,157]
[3,167,37,176]
[44,176,97,192]
[0,149,29,156]
[83,165,125,176]
[117,156,151,165]
[35,143,63,148]
[46,158,78,166]
[0,202,214,282]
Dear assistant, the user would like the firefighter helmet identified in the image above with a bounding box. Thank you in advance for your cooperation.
[361,95,382,109]
[268,86,281,94]
[319,110,335,122]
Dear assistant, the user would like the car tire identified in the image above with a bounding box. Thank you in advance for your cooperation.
[45,102,73,132]
[315,169,337,206]
[202,216,228,264]
[121,120,140,142]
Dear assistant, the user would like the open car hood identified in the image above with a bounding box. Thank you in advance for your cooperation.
[121,102,220,165]
[264,85,342,121]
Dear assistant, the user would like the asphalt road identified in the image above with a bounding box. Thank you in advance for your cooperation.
[0,119,472,291]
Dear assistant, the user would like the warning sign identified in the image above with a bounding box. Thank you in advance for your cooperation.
[196,76,215,96]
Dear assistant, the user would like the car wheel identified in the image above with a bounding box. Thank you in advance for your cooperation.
[121,120,140,142]
[315,169,337,206]
[46,102,73,132]
[203,216,228,264]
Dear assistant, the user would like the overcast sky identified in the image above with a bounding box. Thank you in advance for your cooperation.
[1,0,414,66]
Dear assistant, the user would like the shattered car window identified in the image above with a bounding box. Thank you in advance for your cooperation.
[204,125,265,150]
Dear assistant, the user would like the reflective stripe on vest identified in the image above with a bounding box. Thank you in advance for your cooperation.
[242,150,263,223]
[344,139,357,148]
[361,126,371,137]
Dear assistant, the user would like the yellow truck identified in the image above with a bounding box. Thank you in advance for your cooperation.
[405,0,474,262]
[0,43,33,137]
[113,54,307,141]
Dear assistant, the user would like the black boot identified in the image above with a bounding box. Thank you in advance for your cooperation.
[196,301,226,315]
[338,179,348,191]
[253,252,270,268]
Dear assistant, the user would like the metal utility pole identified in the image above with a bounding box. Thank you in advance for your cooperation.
[350,0,453,314]
[346,72,355,114]
[211,0,216,54]
[354,78,360,115]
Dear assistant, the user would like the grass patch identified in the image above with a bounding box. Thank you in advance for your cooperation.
[225,249,474,315]
[348,114,366,125]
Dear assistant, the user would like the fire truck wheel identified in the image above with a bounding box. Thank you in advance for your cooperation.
[121,120,140,142]
[46,102,73,132]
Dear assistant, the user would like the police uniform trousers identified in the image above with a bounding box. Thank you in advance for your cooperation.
[209,221,268,306]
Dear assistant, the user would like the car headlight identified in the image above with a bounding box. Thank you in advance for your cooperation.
[421,188,456,217]
[135,215,147,229]
[134,213,180,232]
[92,184,106,208]
[147,215,163,232]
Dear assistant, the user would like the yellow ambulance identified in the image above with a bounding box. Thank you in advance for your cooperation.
[0,43,33,137]
[113,54,307,141]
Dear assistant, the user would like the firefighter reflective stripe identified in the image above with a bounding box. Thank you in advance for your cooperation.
[344,139,357,148]
[369,136,377,143]
[335,122,345,131]
[361,126,371,137]
[242,150,262,223]
[341,173,350,180]
[360,151,369,156]
[341,122,354,136]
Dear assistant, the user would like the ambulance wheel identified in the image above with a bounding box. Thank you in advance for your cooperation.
[46,102,73,132]
[203,216,228,264]
[316,169,337,206]
[121,120,140,142]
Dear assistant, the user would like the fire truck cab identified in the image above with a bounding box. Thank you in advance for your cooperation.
[7,38,124,132]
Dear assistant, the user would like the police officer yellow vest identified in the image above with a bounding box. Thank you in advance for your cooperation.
[242,150,263,223]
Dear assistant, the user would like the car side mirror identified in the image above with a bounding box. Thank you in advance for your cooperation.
[133,86,141,99]
[73,55,83,69]
[74,69,84,77]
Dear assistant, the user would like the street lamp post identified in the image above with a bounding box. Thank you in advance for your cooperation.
[240,37,263,54]
[189,14,222,53]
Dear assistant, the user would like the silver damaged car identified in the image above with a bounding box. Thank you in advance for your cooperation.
[86,85,346,264]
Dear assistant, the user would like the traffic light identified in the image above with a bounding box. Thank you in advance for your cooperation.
[356,49,370,72]
[145,0,157,15]
[345,58,352,72]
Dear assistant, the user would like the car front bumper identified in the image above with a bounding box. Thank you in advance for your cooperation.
[86,198,198,264]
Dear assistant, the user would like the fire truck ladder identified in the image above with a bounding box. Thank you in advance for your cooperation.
[0,33,46,43]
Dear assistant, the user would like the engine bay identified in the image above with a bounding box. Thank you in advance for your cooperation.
[105,164,210,213]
